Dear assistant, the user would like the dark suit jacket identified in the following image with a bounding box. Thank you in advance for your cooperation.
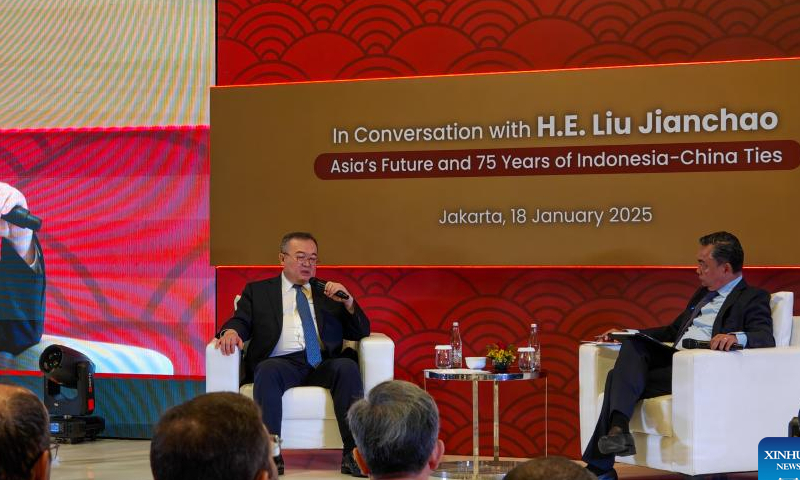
[641,279,774,348]
[0,236,45,355]
[219,274,371,378]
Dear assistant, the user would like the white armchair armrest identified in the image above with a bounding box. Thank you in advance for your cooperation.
[358,333,395,394]
[579,343,621,451]
[205,341,240,393]
[671,346,800,474]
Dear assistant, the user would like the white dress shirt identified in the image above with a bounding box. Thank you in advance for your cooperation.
[676,275,744,349]
[271,273,322,357]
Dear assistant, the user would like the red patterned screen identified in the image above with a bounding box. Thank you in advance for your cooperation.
[217,266,800,456]
[1,127,213,376]
[217,0,800,84]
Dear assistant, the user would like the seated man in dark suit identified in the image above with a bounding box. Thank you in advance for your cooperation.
[583,231,774,480]
[215,231,370,476]
[0,182,45,356]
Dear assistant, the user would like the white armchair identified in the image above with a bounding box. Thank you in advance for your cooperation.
[580,292,799,476]
[206,332,394,449]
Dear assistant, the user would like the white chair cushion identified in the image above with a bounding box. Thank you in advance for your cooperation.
[770,291,794,347]
[239,384,335,420]
[282,387,336,420]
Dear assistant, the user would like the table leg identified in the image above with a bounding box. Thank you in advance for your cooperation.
[493,380,499,462]
[473,379,479,477]
[545,376,548,457]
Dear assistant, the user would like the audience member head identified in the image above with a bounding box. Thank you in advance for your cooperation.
[347,380,444,480]
[699,231,744,273]
[504,457,596,480]
[150,392,278,480]
[0,384,51,480]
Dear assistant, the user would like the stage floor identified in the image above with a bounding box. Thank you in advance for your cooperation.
[50,439,758,479]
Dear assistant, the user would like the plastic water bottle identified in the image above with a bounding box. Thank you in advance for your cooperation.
[451,321,462,368]
[528,323,541,371]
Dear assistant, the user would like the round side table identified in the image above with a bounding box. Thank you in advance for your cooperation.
[423,368,548,479]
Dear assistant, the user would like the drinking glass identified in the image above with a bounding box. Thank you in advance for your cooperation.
[435,345,453,369]
[518,347,534,372]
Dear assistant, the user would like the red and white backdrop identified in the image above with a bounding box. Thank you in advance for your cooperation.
[215,0,800,457]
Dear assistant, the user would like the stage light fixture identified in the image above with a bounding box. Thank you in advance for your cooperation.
[39,345,104,442]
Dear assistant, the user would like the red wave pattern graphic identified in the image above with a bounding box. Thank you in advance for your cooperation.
[1,127,214,376]
[217,0,800,84]
[217,266,800,457]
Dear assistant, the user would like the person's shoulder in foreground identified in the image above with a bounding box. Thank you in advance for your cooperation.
[504,456,597,480]
[0,383,52,480]
[150,391,279,480]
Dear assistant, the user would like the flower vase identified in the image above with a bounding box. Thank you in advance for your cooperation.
[493,361,509,373]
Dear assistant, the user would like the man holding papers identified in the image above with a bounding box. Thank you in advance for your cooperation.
[582,232,774,480]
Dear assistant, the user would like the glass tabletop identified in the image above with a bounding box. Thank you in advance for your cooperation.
[423,368,547,381]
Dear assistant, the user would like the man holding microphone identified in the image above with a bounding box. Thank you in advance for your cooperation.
[215,231,370,476]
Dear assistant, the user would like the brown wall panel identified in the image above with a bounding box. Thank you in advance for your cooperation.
[211,59,800,266]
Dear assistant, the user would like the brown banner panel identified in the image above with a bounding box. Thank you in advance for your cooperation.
[211,59,800,266]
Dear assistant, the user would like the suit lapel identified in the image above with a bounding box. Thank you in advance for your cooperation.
[311,288,325,336]
[675,287,708,338]
[269,276,283,328]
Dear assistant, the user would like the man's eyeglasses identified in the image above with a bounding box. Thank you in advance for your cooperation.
[269,434,282,458]
[48,443,59,463]
[27,443,58,471]
[281,252,318,266]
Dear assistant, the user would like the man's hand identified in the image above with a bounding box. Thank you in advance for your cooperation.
[215,329,243,356]
[709,333,739,351]
[0,182,34,264]
[323,281,355,313]
[595,328,626,343]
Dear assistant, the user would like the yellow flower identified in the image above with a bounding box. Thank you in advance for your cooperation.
[486,343,517,364]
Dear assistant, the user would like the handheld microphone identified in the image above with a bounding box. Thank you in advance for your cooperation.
[1,206,42,231]
[682,338,743,351]
[309,277,350,300]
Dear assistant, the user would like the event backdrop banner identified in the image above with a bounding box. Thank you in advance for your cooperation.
[211,58,800,266]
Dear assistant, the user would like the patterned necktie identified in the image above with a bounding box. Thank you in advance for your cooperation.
[677,290,720,341]
[294,284,322,367]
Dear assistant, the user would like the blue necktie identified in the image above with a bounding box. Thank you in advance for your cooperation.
[294,285,322,367]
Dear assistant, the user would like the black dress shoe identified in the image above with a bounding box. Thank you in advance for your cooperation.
[341,450,367,477]
[274,454,284,476]
[598,430,636,456]
[593,467,618,480]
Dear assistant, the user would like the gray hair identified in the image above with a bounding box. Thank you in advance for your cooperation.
[504,457,596,480]
[347,380,439,478]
